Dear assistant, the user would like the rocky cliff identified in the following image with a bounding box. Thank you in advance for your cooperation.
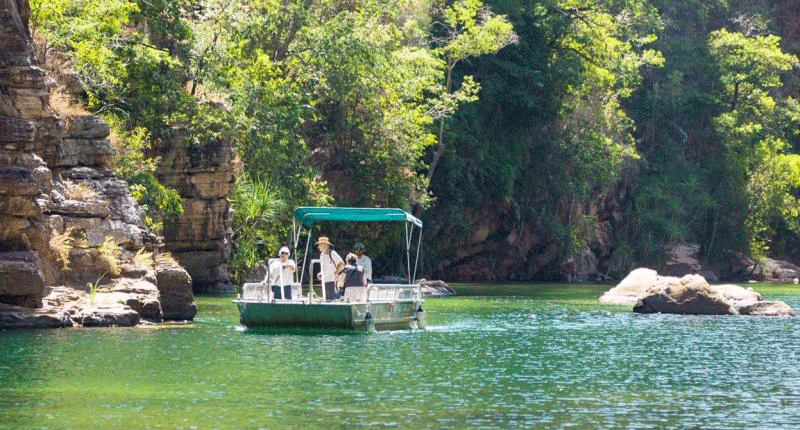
[155,125,236,294]
[426,164,634,282]
[0,0,196,327]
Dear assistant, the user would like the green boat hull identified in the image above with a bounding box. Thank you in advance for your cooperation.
[233,299,426,331]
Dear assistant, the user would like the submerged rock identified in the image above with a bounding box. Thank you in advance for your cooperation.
[79,304,140,327]
[0,302,73,328]
[417,279,456,297]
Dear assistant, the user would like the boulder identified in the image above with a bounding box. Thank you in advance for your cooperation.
[633,281,737,315]
[738,301,797,317]
[714,284,761,308]
[104,278,163,322]
[155,262,197,320]
[755,258,800,283]
[598,267,659,305]
[0,251,45,306]
[605,268,798,316]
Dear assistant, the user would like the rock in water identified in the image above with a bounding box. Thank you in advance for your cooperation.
[605,268,796,316]
[633,281,737,315]
[417,279,456,297]
[738,301,797,317]
[598,268,659,305]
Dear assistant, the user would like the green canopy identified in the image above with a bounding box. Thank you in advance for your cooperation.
[293,207,422,228]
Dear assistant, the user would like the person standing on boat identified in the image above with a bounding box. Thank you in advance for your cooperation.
[316,236,344,300]
[268,246,296,300]
[341,253,365,296]
[353,241,372,283]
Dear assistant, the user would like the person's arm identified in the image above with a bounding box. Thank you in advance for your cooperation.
[364,257,372,281]
[285,259,296,272]
[332,251,345,273]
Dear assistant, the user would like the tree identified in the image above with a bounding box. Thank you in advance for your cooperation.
[425,0,662,276]
[424,0,516,192]
[708,29,800,258]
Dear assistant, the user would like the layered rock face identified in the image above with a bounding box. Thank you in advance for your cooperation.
[0,0,196,326]
[2,0,61,307]
[155,127,235,294]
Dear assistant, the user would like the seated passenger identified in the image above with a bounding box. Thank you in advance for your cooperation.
[268,246,296,300]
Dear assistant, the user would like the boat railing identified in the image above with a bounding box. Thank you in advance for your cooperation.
[364,283,421,302]
[241,282,303,302]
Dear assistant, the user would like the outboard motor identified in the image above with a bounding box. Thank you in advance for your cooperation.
[415,305,426,329]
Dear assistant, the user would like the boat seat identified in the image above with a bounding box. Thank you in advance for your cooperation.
[343,286,367,302]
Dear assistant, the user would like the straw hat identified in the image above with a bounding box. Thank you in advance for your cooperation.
[315,236,332,246]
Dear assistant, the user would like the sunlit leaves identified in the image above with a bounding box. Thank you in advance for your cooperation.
[708,29,800,257]
[30,0,139,87]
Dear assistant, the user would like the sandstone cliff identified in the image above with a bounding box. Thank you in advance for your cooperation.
[155,125,236,294]
[0,0,196,327]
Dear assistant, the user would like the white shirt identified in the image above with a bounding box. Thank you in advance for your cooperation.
[356,255,372,282]
[320,250,343,283]
[268,259,295,286]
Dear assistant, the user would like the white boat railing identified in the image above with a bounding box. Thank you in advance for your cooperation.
[363,284,422,302]
[241,282,303,302]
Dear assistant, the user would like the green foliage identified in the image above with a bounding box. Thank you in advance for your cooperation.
[708,29,800,258]
[191,0,449,211]
[428,0,661,266]
[228,175,287,285]
[129,172,183,235]
[87,272,106,306]
[30,0,138,85]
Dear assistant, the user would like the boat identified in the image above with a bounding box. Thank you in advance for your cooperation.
[233,207,427,331]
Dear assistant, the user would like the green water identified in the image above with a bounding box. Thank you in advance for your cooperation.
[2,284,800,429]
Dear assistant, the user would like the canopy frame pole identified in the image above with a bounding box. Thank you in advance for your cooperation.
[405,222,412,283]
[412,226,422,284]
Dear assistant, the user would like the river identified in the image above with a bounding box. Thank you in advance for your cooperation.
[1,283,800,428]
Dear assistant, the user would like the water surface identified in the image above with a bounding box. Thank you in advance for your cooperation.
[1,284,799,428]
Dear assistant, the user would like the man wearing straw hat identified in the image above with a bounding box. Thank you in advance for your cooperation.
[316,236,344,300]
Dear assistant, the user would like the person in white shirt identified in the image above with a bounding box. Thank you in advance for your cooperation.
[353,241,372,284]
[316,236,344,300]
[268,246,295,300]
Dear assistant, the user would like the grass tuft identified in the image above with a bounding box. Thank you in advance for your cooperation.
[132,247,155,270]
[49,227,74,271]
[98,236,122,276]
